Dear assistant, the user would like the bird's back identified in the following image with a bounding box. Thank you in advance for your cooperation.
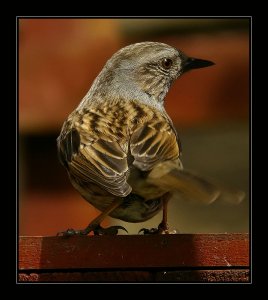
[57,98,180,216]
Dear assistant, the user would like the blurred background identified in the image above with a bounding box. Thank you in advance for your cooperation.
[19,18,249,235]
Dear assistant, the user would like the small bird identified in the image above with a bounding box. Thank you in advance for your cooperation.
[57,42,243,236]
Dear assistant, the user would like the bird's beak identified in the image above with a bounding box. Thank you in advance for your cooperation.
[182,57,215,73]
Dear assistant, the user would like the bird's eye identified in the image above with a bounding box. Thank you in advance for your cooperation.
[161,58,173,69]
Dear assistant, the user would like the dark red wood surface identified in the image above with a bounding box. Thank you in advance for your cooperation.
[19,234,249,269]
[18,269,249,282]
[18,234,249,282]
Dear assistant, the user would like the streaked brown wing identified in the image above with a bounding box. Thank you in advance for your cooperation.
[57,127,131,197]
[130,118,180,171]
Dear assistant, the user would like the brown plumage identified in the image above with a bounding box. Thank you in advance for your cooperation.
[57,42,244,236]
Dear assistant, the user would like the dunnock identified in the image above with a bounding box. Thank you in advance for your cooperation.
[57,42,243,235]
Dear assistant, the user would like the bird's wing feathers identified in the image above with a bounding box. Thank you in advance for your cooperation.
[57,125,131,197]
[57,128,80,169]
[130,117,180,171]
[57,106,180,198]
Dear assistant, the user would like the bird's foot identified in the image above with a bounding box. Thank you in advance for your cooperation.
[139,222,177,235]
[138,227,159,234]
[57,224,128,237]
[57,228,87,236]
[93,225,128,235]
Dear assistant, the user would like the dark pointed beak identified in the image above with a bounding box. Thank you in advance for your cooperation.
[182,57,215,73]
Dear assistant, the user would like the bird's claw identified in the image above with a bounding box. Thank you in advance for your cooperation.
[139,223,177,235]
[57,225,128,237]
[139,227,159,234]
[57,228,87,237]
[93,225,128,235]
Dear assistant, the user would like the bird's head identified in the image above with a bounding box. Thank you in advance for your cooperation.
[91,42,214,106]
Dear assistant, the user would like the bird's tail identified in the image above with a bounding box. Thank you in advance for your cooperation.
[147,161,245,205]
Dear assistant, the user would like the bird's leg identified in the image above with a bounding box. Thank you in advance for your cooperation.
[57,198,127,236]
[139,193,176,234]
[157,192,171,233]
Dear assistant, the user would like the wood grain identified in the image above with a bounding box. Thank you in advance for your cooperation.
[18,269,249,282]
[18,234,249,282]
[19,234,249,269]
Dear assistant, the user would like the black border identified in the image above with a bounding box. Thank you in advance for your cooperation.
[16,16,252,286]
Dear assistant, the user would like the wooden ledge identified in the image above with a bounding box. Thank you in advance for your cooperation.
[18,234,249,282]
